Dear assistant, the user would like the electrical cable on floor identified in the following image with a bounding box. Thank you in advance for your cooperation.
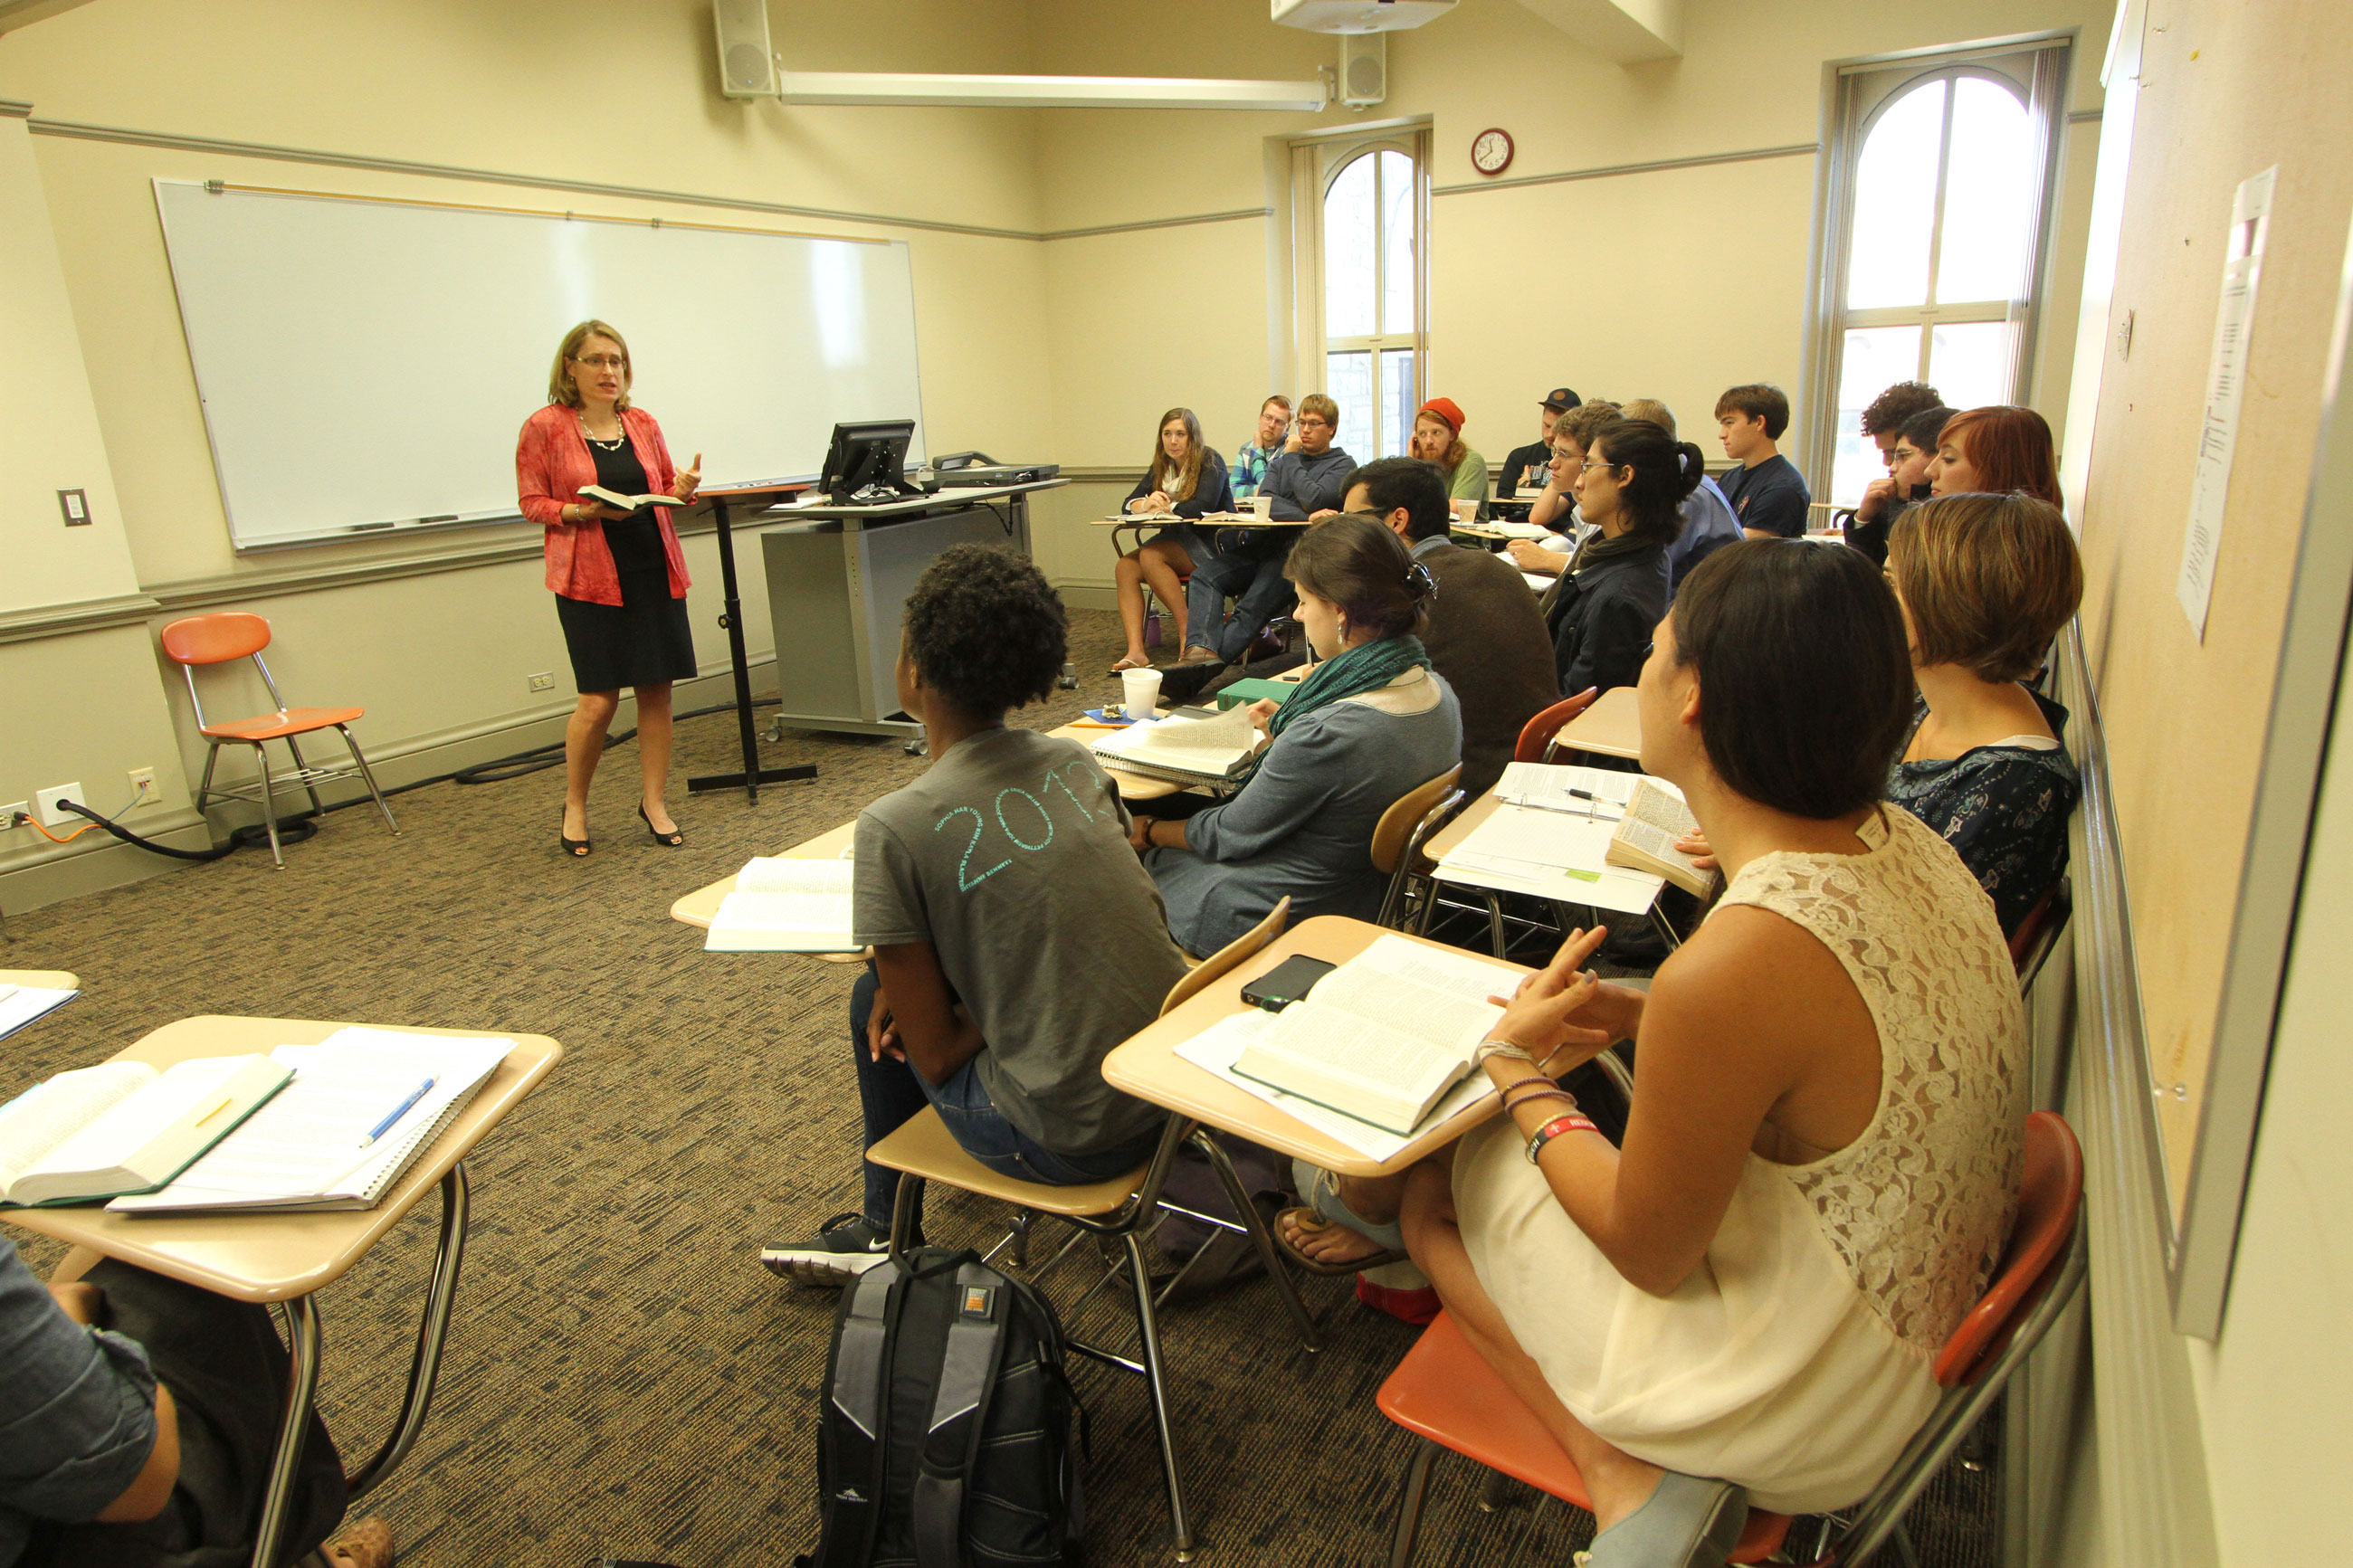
[57,798,243,861]
[33,698,782,869]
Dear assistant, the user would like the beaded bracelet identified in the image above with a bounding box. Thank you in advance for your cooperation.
[1524,1113,1601,1164]
[1490,1075,1555,1098]
[1503,1087,1578,1116]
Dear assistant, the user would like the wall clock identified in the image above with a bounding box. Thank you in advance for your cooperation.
[1471,128,1514,176]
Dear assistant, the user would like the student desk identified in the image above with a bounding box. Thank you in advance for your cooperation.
[670,820,864,965]
[4,1014,560,1568]
[1552,685,1642,759]
[1101,916,1529,1180]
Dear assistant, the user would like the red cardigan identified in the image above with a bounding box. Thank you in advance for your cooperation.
[517,403,692,606]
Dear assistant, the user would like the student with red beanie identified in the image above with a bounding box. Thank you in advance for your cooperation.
[1409,396,1491,521]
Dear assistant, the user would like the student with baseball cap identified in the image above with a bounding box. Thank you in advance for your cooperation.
[1499,386,1580,499]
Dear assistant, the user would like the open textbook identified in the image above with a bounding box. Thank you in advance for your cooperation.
[1224,936,1518,1136]
[110,1028,513,1213]
[577,483,671,515]
[706,855,858,953]
[1437,765,1663,915]
[1604,778,1716,897]
[1091,705,1263,787]
[0,1055,291,1207]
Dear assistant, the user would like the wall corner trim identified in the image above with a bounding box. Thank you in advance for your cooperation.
[0,99,33,119]
[0,592,164,645]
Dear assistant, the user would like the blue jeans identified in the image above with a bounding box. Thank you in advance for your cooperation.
[1185,537,1297,660]
[850,969,1165,1231]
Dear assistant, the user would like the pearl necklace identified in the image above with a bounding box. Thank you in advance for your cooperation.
[579,413,626,451]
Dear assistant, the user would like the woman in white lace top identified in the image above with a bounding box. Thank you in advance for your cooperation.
[1401,539,2026,1567]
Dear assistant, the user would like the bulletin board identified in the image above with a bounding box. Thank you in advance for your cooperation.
[2067,4,2353,1332]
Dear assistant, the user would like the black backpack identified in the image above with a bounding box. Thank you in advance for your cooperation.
[799,1247,1086,1568]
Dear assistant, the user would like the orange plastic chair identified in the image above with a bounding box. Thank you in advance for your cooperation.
[1513,689,1598,764]
[159,612,398,869]
[1376,1111,2087,1567]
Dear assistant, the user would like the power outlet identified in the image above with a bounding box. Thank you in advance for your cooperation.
[528,671,555,693]
[34,783,85,828]
[127,767,157,808]
[1,802,26,831]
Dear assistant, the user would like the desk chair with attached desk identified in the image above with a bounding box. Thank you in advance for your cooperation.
[862,897,1311,1561]
[161,612,399,868]
[1376,1110,2086,1568]
[1371,767,1465,936]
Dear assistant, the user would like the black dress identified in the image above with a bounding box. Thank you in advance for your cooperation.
[554,432,698,693]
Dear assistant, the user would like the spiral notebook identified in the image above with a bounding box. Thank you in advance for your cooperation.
[109,1028,513,1214]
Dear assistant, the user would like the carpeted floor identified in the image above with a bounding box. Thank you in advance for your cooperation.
[1,607,1997,1567]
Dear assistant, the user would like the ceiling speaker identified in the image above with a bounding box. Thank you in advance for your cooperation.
[1339,33,1386,108]
[713,0,776,99]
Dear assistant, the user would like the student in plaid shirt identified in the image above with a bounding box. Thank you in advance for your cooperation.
[1233,394,1293,497]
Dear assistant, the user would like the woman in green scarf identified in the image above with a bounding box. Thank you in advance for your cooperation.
[1129,516,1462,956]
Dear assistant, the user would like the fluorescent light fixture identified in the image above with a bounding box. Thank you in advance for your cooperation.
[1271,0,1457,33]
[776,71,1329,111]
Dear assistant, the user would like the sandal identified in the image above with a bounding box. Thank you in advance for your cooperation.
[1109,653,1154,674]
[320,1515,394,1568]
[1577,1472,1748,1568]
[1275,1206,1407,1275]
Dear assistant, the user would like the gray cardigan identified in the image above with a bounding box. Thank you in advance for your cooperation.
[1146,667,1462,954]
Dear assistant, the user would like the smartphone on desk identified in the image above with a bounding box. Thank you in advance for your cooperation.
[1240,955,1337,1012]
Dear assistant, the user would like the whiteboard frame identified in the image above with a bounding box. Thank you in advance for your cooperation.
[151,179,927,552]
[2170,203,2353,1336]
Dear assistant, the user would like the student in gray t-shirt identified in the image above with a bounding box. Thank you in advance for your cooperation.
[762,546,1188,1287]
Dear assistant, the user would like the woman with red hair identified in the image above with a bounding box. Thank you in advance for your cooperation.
[1928,405,2062,508]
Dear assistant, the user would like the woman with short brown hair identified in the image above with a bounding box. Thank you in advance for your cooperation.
[516,318,702,856]
[1881,490,2083,934]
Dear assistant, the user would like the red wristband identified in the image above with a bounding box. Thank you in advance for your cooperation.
[1525,1114,1600,1164]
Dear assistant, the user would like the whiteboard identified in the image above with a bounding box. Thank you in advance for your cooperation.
[153,181,926,549]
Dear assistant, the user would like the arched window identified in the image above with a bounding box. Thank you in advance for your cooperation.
[1814,43,2069,504]
[1321,145,1422,461]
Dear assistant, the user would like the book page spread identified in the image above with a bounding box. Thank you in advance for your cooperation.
[735,857,855,895]
[0,1062,155,1199]
[1174,1012,1493,1162]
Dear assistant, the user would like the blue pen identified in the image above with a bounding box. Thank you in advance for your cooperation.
[358,1078,436,1147]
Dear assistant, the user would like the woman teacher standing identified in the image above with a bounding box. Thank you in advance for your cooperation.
[516,319,703,856]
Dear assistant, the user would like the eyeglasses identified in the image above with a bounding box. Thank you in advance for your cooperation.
[1578,457,1615,473]
[572,354,626,370]
[1297,417,1332,431]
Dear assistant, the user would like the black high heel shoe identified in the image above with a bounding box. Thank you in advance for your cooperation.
[637,803,685,847]
[560,814,591,858]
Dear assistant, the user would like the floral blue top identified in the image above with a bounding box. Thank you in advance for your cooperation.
[1885,689,2080,939]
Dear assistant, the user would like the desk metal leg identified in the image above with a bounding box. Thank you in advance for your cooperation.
[250,1294,323,1568]
[1191,1127,1320,1352]
[347,1164,471,1499]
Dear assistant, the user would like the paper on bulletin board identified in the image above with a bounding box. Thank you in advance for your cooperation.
[2177,166,2278,639]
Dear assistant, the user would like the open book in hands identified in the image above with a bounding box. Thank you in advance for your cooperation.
[1227,936,1517,1136]
[0,1055,291,1206]
[577,484,673,515]
[1604,779,1718,897]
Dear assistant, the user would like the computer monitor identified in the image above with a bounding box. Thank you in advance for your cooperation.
[818,419,919,503]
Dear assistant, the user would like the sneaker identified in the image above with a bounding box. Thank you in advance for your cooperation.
[760,1212,893,1286]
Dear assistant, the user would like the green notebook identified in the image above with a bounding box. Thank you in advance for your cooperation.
[1212,679,1300,711]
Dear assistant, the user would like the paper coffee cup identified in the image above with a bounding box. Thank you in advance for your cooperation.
[1248,492,1274,518]
[1121,667,1163,723]
[1451,498,1477,523]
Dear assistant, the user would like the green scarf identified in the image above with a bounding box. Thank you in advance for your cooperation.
[1266,633,1434,744]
